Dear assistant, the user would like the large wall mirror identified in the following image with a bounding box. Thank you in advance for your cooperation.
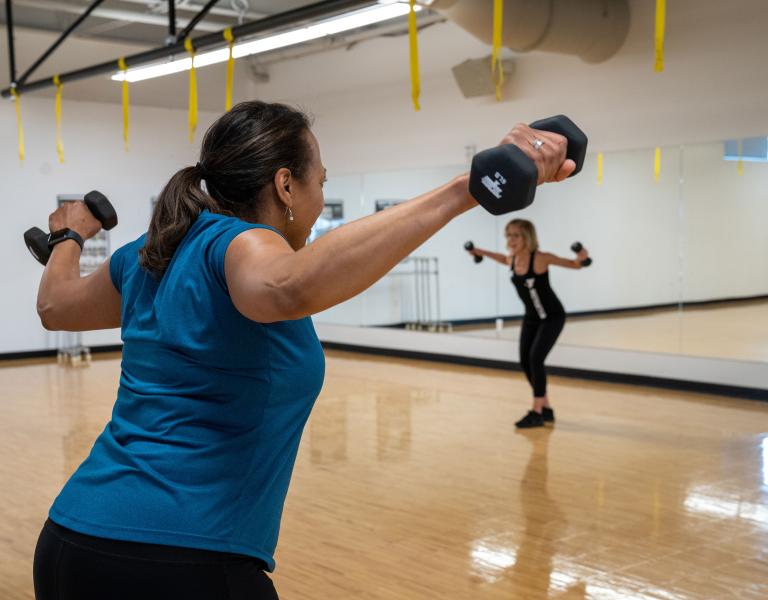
[314,139,768,389]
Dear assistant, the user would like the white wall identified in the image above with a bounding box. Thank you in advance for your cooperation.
[0,97,220,354]
[683,144,768,301]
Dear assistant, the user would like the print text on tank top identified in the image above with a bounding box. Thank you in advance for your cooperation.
[525,278,548,319]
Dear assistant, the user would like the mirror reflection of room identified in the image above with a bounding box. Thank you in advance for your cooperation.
[317,138,768,365]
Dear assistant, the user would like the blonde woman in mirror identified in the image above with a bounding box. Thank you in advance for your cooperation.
[466,219,589,428]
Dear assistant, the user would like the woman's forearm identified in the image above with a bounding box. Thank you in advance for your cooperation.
[37,241,83,320]
[36,243,121,331]
[286,175,476,316]
[479,250,509,265]
[565,259,584,269]
[548,255,584,270]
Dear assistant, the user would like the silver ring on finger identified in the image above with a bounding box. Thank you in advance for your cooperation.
[531,138,545,152]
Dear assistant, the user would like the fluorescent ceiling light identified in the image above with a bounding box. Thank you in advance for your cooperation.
[112,1,421,83]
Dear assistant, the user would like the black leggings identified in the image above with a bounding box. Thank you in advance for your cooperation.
[33,519,279,600]
[519,316,565,397]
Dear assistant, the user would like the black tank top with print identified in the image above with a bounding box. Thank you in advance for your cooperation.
[511,251,565,321]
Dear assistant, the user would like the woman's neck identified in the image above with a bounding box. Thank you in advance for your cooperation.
[241,201,303,251]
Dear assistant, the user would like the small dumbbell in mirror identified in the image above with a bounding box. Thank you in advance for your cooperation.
[464,241,483,263]
[571,241,592,267]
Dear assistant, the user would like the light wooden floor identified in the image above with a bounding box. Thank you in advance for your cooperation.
[2,351,768,599]
[458,300,768,362]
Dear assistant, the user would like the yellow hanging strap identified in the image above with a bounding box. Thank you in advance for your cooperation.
[653,147,661,182]
[408,0,420,111]
[492,0,504,101]
[737,140,744,176]
[185,37,198,142]
[10,88,25,162]
[597,152,604,185]
[223,28,235,112]
[53,75,65,164]
[118,57,130,151]
[654,0,666,72]
[652,481,662,536]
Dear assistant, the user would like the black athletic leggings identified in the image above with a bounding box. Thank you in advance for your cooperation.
[519,316,565,397]
[33,519,279,600]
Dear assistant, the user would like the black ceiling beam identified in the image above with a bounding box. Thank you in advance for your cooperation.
[1,0,374,99]
[5,0,17,85]
[16,0,108,86]
[168,0,177,41]
[176,0,220,42]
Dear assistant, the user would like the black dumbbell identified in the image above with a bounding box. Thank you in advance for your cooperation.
[24,191,117,265]
[571,241,593,267]
[464,241,483,263]
[469,115,588,215]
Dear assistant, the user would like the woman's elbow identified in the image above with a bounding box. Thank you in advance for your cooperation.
[277,282,312,321]
[233,279,309,323]
[37,301,61,330]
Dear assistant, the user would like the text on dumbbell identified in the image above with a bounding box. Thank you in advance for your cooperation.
[480,172,506,200]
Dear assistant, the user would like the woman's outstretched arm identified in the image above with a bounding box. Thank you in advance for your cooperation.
[540,248,588,270]
[227,175,475,322]
[468,247,511,266]
[227,124,573,323]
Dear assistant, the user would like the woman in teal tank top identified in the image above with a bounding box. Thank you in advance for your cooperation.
[32,101,576,600]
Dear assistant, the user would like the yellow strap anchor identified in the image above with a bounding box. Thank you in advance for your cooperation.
[53,75,65,163]
[492,0,504,101]
[597,152,604,185]
[118,57,130,151]
[224,28,235,112]
[655,0,666,72]
[10,87,25,162]
[185,37,198,143]
[408,0,420,111]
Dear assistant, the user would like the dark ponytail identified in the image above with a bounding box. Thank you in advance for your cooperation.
[139,166,218,275]
[139,101,313,277]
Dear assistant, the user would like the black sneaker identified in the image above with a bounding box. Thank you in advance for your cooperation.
[515,410,544,428]
[542,407,555,423]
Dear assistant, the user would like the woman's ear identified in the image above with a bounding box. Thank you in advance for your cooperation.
[274,167,293,206]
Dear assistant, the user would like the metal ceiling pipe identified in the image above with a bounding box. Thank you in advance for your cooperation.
[427,0,630,63]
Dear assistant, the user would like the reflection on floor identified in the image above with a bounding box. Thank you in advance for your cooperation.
[456,299,768,362]
[1,351,767,599]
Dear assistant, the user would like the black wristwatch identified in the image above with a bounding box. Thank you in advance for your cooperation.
[48,228,85,251]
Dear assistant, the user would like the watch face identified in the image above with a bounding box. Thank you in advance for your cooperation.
[49,228,71,243]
